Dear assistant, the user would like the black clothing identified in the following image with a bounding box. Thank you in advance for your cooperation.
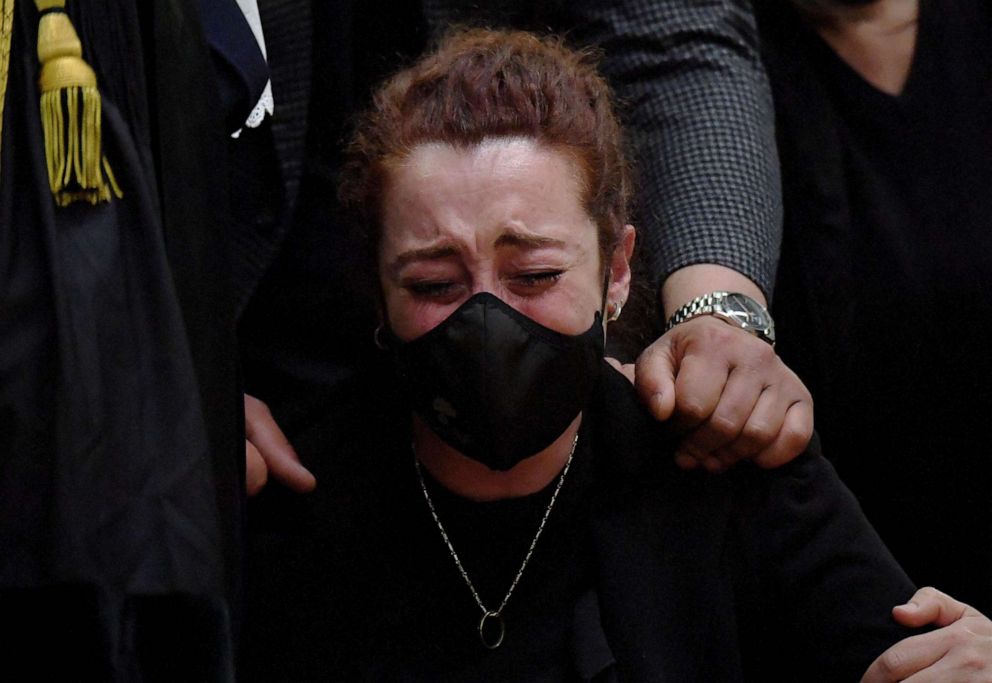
[760,1,992,610]
[0,1,241,678]
[243,365,917,682]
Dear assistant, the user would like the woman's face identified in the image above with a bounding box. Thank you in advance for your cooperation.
[378,137,634,342]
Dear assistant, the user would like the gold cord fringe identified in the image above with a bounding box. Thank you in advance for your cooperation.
[0,0,14,184]
[35,1,122,206]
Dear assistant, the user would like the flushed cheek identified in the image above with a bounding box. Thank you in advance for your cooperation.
[385,297,455,342]
[512,294,601,336]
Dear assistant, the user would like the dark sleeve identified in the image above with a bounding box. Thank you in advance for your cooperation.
[557,0,783,298]
[731,439,918,681]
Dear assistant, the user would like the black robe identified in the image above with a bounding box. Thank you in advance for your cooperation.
[0,2,241,678]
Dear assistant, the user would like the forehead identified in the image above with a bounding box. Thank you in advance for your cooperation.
[379,138,594,249]
[392,137,583,186]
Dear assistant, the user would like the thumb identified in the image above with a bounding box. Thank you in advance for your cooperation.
[246,441,269,496]
[635,336,678,421]
[892,587,968,628]
[245,394,317,493]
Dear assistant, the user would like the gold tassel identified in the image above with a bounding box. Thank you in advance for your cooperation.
[34,0,121,206]
[0,0,14,185]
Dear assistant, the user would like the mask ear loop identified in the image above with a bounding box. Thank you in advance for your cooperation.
[600,267,611,320]
[599,268,613,345]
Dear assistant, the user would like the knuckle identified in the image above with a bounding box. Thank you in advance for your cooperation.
[701,456,725,473]
[715,448,743,465]
[876,649,907,678]
[753,341,777,365]
[727,438,760,460]
[742,420,775,443]
[709,413,741,439]
[780,418,814,448]
[678,399,711,423]
[633,350,655,374]
[961,648,988,671]
[679,437,713,461]
[638,338,670,364]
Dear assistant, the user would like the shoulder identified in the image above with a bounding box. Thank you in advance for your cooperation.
[585,363,736,531]
[586,362,678,481]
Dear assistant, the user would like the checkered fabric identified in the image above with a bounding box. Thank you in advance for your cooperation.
[422,0,782,299]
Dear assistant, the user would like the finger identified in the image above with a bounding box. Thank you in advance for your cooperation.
[245,395,317,493]
[674,452,700,470]
[670,351,729,432]
[634,337,677,421]
[892,587,969,629]
[861,630,952,683]
[721,383,786,461]
[246,441,268,496]
[669,354,730,468]
[676,366,764,464]
[751,398,814,469]
[605,357,636,385]
[678,439,734,472]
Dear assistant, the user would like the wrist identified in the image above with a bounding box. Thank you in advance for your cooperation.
[660,264,767,319]
[665,291,776,346]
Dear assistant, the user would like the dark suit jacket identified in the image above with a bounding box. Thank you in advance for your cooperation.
[242,364,916,681]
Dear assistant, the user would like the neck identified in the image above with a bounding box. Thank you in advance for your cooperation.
[807,0,919,95]
[412,414,582,502]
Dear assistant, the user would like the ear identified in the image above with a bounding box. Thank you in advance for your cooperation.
[606,225,635,314]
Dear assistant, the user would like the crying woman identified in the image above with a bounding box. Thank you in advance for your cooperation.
[239,28,989,683]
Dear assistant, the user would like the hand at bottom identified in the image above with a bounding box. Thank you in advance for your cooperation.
[862,587,992,682]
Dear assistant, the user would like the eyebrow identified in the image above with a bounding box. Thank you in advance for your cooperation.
[388,243,462,278]
[494,230,568,250]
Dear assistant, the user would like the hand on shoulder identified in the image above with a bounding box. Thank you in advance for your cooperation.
[634,315,813,472]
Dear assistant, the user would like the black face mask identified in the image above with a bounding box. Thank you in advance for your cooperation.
[385,292,605,471]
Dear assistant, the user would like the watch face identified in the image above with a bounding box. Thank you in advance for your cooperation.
[720,293,775,342]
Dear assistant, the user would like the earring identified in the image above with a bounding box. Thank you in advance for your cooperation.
[373,325,388,350]
[608,300,624,322]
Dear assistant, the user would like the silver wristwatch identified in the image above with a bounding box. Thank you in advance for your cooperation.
[665,291,776,346]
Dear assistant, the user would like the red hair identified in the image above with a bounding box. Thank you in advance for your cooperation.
[339,28,632,260]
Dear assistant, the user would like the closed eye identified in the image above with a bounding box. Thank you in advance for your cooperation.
[513,271,564,288]
[406,280,458,298]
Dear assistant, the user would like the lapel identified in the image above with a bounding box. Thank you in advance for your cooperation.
[197,0,271,133]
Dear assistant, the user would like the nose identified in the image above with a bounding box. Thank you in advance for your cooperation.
[468,271,504,299]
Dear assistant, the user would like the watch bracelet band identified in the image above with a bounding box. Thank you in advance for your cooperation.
[664,291,730,332]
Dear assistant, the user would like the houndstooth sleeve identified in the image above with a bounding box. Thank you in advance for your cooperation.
[422,0,783,299]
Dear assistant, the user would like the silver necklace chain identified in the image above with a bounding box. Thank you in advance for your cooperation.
[413,432,579,650]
